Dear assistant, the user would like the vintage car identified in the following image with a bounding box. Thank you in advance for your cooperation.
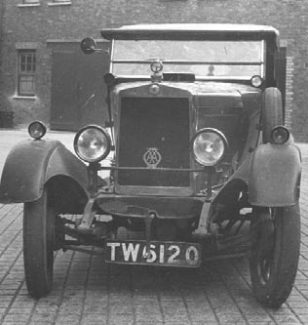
[0,24,301,308]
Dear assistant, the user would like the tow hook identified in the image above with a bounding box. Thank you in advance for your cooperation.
[143,211,156,259]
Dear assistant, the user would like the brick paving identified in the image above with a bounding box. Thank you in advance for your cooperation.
[0,130,307,324]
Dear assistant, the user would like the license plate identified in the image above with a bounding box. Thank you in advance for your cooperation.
[105,240,201,267]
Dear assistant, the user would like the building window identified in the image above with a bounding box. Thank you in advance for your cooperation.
[18,50,36,96]
[48,0,72,5]
[23,0,39,3]
[18,0,40,8]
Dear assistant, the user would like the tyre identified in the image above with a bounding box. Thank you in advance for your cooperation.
[249,204,300,308]
[261,87,283,143]
[23,189,55,298]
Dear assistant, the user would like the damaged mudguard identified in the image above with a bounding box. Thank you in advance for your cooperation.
[248,140,301,207]
[0,139,90,204]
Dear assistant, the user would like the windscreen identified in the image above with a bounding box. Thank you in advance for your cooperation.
[111,40,265,78]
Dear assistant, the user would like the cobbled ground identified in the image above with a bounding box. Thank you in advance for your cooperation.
[0,130,307,325]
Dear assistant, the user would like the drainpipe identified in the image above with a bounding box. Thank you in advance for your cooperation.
[0,0,12,128]
[0,0,6,113]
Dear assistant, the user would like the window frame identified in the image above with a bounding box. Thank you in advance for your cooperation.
[47,0,72,6]
[17,49,36,97]
[23,0,39,4]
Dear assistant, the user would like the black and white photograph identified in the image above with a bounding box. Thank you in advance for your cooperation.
[0,0,307,324]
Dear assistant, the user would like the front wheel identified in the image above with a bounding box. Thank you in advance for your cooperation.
[249,204,300,308]
[23,189,55,298]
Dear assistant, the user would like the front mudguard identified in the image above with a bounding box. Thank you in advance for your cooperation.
[248,140,301,207]
[0,139,90,204]
[209,138,301,223]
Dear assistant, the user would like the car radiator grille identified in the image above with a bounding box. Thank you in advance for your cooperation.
[118,97,190,187]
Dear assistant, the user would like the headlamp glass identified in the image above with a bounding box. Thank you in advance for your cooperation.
[192,129,227,166]
[28,121,47,140]
[271,126,290,145]
[74,126,111,163]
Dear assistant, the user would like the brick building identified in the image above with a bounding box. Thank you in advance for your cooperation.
[0,0,307,139]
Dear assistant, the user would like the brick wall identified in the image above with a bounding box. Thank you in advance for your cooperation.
[1,0,308,139]
[285,56,294,129]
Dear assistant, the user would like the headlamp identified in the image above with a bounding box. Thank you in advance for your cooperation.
[192,128,227,166]
[74,125,111,163]
[251,75,263,88]
[270,125,290,145]
[28,121,47,140]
